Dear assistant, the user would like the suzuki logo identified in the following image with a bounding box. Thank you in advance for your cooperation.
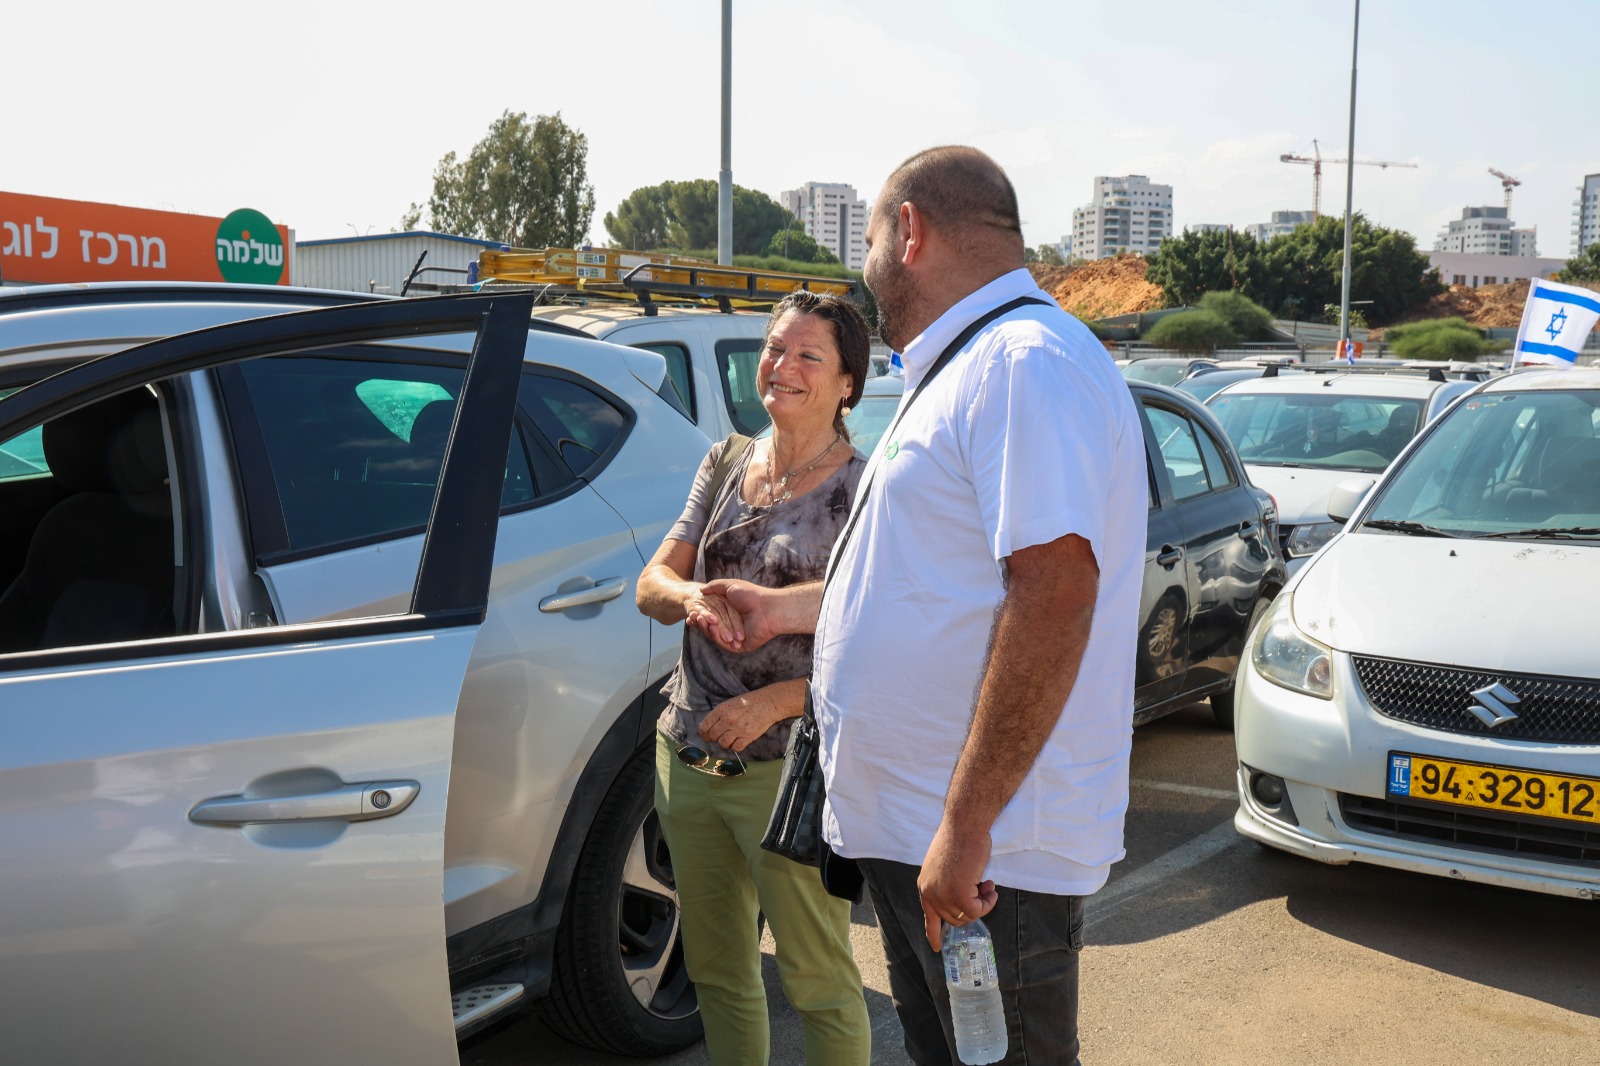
[1468,683,1522,728]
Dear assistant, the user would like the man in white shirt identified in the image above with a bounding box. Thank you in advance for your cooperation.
[698,146,1145,1065]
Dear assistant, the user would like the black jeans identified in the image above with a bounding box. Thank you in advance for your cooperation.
[859,858,1084,1066]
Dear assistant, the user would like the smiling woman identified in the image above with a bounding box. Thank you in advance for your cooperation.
[633,289,874,1064]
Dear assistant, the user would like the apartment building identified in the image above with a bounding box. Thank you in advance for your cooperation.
[1070,175,1172,260]
[1434,206,1537,257]
[1574,173,1600,255]
[1243,210,1316,243]
[778,182,869,269]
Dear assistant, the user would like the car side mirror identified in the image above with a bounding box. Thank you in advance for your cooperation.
[1327,476,1377,524]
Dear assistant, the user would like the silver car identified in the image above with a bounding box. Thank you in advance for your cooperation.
[0,290,710,1061]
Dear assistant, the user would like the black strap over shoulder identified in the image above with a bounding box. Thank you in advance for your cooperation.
[820,294,1050,590]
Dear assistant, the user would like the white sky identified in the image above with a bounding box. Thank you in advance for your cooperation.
[8,0,1597,258]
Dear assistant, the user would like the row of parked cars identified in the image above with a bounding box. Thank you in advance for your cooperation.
[0,285,1593,1063]
[1123,351,1600,902]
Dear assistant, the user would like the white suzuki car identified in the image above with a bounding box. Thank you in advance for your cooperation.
[1235,368,1600,899]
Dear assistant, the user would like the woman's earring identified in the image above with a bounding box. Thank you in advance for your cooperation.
[840,404,852,418]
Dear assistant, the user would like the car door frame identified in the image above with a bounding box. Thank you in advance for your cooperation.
[0,291,534,1063]
[1134,386,1192,717]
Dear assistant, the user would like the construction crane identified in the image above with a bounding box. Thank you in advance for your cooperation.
[1279,139,1419,219]
[1489,167,1522,213]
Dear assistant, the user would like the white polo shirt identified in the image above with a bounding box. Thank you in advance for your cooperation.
[812,269,1145,896]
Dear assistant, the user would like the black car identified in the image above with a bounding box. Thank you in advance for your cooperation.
[831,375,1285,729]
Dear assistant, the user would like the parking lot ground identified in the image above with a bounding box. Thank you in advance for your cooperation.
[468,702,1600,1065]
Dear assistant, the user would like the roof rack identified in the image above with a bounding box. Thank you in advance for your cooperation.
[475,246,860,315]
[1296,361,1491,383]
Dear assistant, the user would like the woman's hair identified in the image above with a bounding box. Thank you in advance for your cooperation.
[764,290,872,440]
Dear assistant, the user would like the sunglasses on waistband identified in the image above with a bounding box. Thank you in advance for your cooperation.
[675,743,746,777]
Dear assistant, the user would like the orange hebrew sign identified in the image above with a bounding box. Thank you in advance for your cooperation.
[0,191,291,286]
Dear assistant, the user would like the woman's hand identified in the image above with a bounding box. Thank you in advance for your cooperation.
[683,588,743,646]
[699,681,805,751]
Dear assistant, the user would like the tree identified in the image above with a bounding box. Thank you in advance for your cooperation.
[602,180,795,255]
[1556,243,1600,284]
[407,111,596,248]
[602,184,674,250]
[1253,214,1442,326]
[1196,290,1274,341]
[1035,244,1065,267]
[1144,311,1238,353]
[1384,317,1492,361]
[1145,228,1260,308]
[763,229,838,264]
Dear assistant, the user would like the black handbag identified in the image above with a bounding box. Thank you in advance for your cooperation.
[758,295,1049,902]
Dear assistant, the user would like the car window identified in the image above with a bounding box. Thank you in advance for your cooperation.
[1144,404,1212,501]
[715,338,772,435]
[518,373,628,479]
[1194,420,1237,490]
[1365,389,1600,536]
[234,356,536,555]
[632,342,695,421]
[0,389,48,481]
[1209,391,1424,472]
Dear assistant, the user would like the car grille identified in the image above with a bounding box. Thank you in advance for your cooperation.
[1351,656,1600,744]
[1340,794,1600,869]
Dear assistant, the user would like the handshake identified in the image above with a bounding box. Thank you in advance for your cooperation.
[681,578,822,654]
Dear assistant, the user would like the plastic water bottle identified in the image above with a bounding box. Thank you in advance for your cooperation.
[942,918,1007,1064]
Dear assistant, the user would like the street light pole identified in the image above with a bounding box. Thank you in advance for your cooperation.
[1338,0,1360,357]
[717,0,733,265]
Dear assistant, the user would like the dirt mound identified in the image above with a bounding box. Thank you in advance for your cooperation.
[1372,278,1600,338]
[1031,254,1165,320]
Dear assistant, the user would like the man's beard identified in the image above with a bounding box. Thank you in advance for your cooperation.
[868,252,916,354]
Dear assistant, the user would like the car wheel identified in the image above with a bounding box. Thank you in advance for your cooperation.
[537,744,701,1056]
[1210,596,1273,731]
[1146,603,1179,662]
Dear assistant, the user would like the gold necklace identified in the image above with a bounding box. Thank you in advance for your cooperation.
[764,433,841,504]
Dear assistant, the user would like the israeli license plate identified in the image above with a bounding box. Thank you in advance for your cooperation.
[1387,752,1600,826]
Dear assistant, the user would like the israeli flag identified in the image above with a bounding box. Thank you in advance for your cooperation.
[1513,279,1600,368]
[888,351,905,377]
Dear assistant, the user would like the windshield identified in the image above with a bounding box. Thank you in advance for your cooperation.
[1121,362,1190,387]
[1362,389,1600,539]
[1208,391,1423,472]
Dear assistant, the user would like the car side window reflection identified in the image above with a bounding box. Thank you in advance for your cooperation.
[518,373,627,479]
[0,389,49,481]
[633,343,695,421]
[1146,405,1213,501]
[236,356,536,554]
[1195,422,1237,491]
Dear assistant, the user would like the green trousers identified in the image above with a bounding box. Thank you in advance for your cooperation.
[654,731,870,1065]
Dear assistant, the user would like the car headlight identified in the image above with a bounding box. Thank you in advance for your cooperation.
[1285,521,1341,558]
[1251,594,1333,699]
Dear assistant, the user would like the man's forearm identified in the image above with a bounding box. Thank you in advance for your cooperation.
[942,535,1099,837]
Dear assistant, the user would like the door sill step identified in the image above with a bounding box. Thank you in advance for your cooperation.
[452,982,524,1032]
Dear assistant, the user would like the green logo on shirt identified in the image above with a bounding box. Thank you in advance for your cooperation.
[884,441,900,460]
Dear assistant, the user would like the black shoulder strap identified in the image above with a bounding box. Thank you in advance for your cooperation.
[821,294,1049,589]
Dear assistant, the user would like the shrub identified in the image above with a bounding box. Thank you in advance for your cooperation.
[1384,317,1490,361]
[1196,291,1274,340]
[1144,311,1238,354]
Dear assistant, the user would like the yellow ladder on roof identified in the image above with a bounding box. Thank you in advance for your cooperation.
[476,246,859,309]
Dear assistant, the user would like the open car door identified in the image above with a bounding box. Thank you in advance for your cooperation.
[0,293,533,1064]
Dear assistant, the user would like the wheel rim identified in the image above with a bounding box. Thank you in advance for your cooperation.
[1148,606,1178,659]
[617,809,696,1020]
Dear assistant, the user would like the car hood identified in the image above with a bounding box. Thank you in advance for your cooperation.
[1292,533,1598,674]
[1244,464,1362,525]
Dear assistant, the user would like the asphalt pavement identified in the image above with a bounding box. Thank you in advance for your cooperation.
[467,701,1600,1065]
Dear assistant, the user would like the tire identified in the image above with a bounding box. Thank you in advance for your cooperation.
[1210,596,1273,731]
[537,744,701,1056]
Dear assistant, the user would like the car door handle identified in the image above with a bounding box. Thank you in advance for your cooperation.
[538,577,627,613]
[1156,546,1183,568]
[189,780,421,827]
[1237,521,1255,538]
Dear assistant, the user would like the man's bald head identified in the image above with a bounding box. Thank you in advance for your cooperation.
[877,146,1024,257]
